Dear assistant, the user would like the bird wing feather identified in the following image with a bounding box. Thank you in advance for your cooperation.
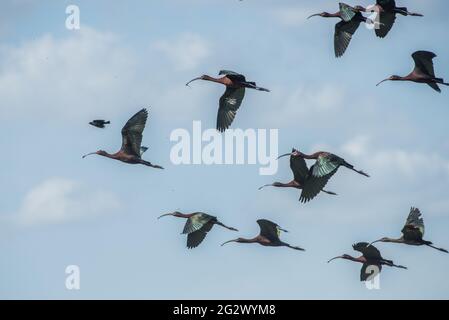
[218,70,246,82]
[290,155,309,184]
[183,213,216,235]
[339,3,357,22]
[334,19,361,58]
[299,170,336,203]
[257,219,281,242]
[412,51,437,77]
[401,207,425,240]
[312,154,341,177]
[360,263,382,281]
[121,108,148,157]
[375,11,396,38]
[186,221,215,249]
[353,242,382,260]
[217,87,245,132]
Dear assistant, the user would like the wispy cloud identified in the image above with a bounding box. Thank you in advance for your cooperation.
[17,178,121,226]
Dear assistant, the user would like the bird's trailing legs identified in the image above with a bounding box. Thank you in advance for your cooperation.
[343,162,370,177]
[425,243,449,253]
[215,221,238,232]
[140,159,164,169]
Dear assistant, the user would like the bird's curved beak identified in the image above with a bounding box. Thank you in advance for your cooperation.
[82,152,96,159]
[376,78,389,86]
[157,213,174,219]
[221,239,237,246]
[367,240,381,247]
[327,256,343,263]
[185,77,202,87]
[276,152,292,160]
[258,184,271,190]
[307,13,320,19]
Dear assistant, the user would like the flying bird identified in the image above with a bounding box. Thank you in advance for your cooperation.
[259,148,337,203]
[363,0,423,38]
[186,70,269,132]
[308,2,380,57]
[89,119,110,129]
[158,211,238,249]
[369,207,448,253]
[377,51,448,92]
[83,108,163,169]
[328,242,407,281]
[140,146,149,156]
[221,219,305,251]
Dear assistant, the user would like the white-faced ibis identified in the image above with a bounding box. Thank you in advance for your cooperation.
[364,0,423,38]
[328,242,407,281]
[221,219,305,251]
[185,70,270,132]
[369,207,448,253]
[308,3,379,57]
[83,108,163,169]
[89,119,110,128]
[377,51,449,92]
[259,148,337,203]
[158,211,238,249]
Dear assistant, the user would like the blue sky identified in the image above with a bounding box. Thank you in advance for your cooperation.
[1,0,449,299]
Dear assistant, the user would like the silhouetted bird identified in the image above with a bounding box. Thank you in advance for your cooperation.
[369,207,448,253]
[158,211,238,249]
[89,120,110,128]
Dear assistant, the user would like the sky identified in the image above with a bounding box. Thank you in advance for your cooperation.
[1,0,449,300]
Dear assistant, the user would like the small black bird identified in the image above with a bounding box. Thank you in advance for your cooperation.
[89,120,110,128]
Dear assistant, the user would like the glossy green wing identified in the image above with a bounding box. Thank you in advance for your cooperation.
[401,207,425,240]
[217,87,245,132]
[121,108,148,157]
[334,19,361,58]
[182,213,216,235]
[311,153,342,178]
[339,3,357,22]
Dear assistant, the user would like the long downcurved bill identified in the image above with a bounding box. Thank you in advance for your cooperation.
[276,152,293,160]
[307,13,321,19]
[221,239,237,246]
[327,256,343,263]
[367,240,381,247]
[185,77,202,87]
[258,184,272,190]
[376,79,389,86]
[157,213,174,219]
[82,152,96,159]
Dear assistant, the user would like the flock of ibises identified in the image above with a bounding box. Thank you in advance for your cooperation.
[84,0,448,283]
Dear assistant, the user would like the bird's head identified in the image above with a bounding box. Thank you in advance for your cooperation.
[277,148,301,160]
[353,5,367,12]
[157,211,183,219]
[376,75,401,86]
[307,12,330,19]
[82,150,107,158]
[185,75,208,87]
[327,254,352,263]
[221,238,245,246]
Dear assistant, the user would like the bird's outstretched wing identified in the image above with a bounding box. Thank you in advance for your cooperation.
[219,70,246,82]
[311,153,342,178]
[299,170,336,203]
[412,51,437,77]
[290,153,309,185]
[217,87,245,132]
[182,213,216,234]
[186,221,215,249]
[121,109,148,157]
[334,19,361,58]
[375,11,396,38]
[360,263,382,281]
[353,242,382,260]
[257,219,282,242]
[401,207,425,240]
[339,3,357,22]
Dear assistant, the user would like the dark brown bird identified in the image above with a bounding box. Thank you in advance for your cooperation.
[369,207,448,253]
[83,108,163,169]
[328,242,407,281]
[308,2,379,57]
[186,70,269,132]
[89,119,110,128]
[158,211,238,249]
[377,51,448,92]
[259,148,338,203]
[363,0,423,38]
[221,219,305,251]
[275,149,369,201]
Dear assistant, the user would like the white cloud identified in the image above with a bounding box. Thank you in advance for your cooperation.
[153,33,211,71]
[0,27,137,120]
[17,178,120,226]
